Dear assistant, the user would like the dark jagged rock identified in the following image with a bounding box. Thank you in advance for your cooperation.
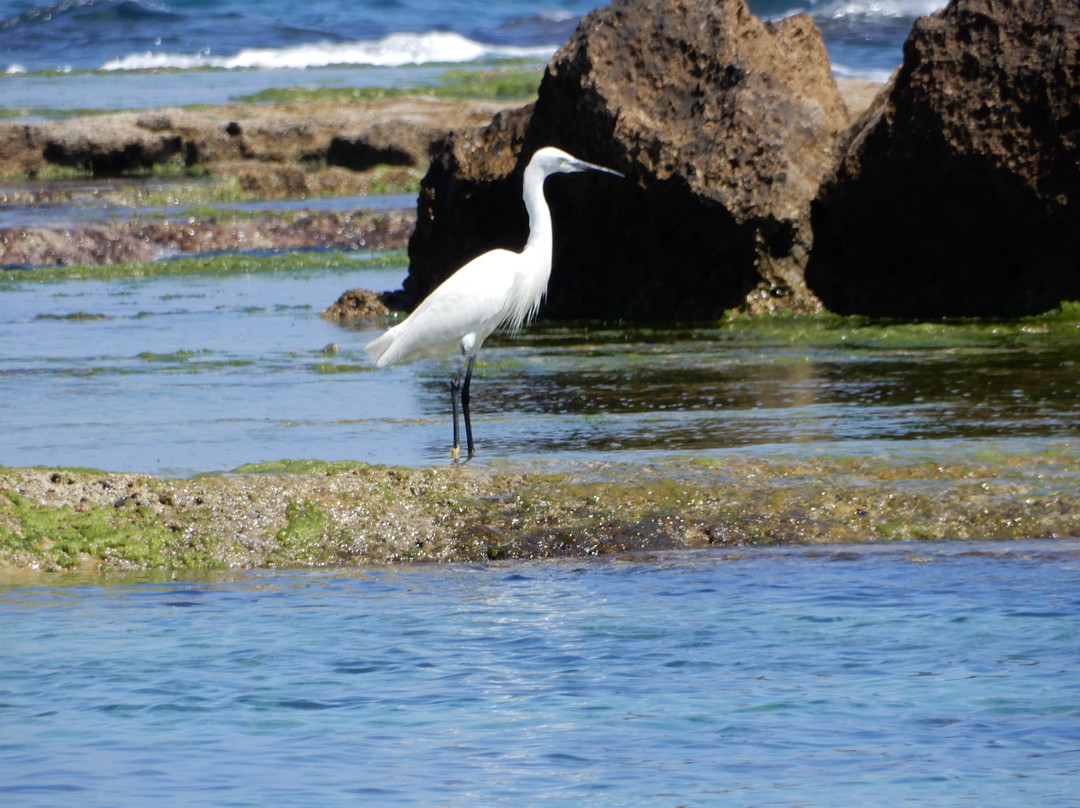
[404,0,850,319]
[808,0,1080,318]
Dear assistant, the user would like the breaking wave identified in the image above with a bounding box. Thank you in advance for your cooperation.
[102,31,558,71]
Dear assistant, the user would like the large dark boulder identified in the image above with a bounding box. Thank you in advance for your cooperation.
[405,0,850,320]
[807,0,1080,318]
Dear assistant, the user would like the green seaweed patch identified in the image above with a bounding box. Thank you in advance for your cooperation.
[363,164,426,196]
[434,67,543,100]
[233,67,542,105]
[132,351,254,373]
[269,500,333,565]
[718,306,1080,349]
[4,450,1078,573]
[34,311,110,321]
[0,491,218,571]
[20,465,113,475]
[229,459,380,475]
[1,249,407,284]
[110,180,258,210]
[309,362,372,374]
[159,204,263,222]
[138,349,207,363]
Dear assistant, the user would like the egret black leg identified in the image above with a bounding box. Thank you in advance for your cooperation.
[449,350,469,461]
[450,377,461,459]
[461,356,476,459]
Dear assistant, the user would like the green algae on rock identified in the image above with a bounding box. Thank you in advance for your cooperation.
[232,67,544,105]
[2,448,1078,572]
[0,249,406,284]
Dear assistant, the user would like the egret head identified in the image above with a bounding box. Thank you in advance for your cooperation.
[530,146,624,179]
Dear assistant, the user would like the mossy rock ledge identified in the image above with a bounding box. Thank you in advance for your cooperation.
[2,454,1078,572]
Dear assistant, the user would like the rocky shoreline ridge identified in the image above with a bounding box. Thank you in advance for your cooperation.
[1,96,508,267]
[3,452,1078,572]
[1,208,416,268]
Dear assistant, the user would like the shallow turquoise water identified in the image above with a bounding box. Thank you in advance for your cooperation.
[2,542,1078,806]
[3,260,1080,474]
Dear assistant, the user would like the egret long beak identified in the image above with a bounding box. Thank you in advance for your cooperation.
[569,157,624,178]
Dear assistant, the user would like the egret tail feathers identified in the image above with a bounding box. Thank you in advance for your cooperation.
[363,329,398,368]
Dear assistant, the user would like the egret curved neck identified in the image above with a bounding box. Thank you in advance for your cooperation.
[522,162,554,256]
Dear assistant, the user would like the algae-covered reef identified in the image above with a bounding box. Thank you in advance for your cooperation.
[2,450,1078,572]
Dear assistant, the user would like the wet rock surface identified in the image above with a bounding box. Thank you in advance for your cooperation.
[1,210,415,268]
[808,0,1080,317]
[321,288,393,320]
[404,0,850,319]
[0,97,509,179]
[0,97,502,267]
[2,454,1077,571]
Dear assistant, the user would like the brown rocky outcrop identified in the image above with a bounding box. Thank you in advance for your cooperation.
[40,117,186,175]
[807,0,1080,318]
[0,97,508,180]
[403,0,850,319]
[0,210,414,268]
[321,288,392,320]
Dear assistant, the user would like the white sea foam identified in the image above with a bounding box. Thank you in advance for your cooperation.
[831,62,897,83]
[828,0,945,18]
[778,0,945,21]
[102,31,557,71]
[5,62,72,74]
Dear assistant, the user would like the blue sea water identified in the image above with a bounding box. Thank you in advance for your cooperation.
[1,0,940,97]
[2,542,1079,807]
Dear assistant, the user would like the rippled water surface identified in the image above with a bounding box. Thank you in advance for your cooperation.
[2,260,1080,474]
[2,542,1078,807]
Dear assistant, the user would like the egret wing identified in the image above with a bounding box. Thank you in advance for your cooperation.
[365,249,517,367]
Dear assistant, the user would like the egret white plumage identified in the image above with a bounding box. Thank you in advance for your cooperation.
[365,146,623,460]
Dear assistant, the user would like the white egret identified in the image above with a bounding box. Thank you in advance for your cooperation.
[365,146,623,460]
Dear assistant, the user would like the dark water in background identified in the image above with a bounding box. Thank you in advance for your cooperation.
[2,543,1079,807]
[0,0,940,112]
